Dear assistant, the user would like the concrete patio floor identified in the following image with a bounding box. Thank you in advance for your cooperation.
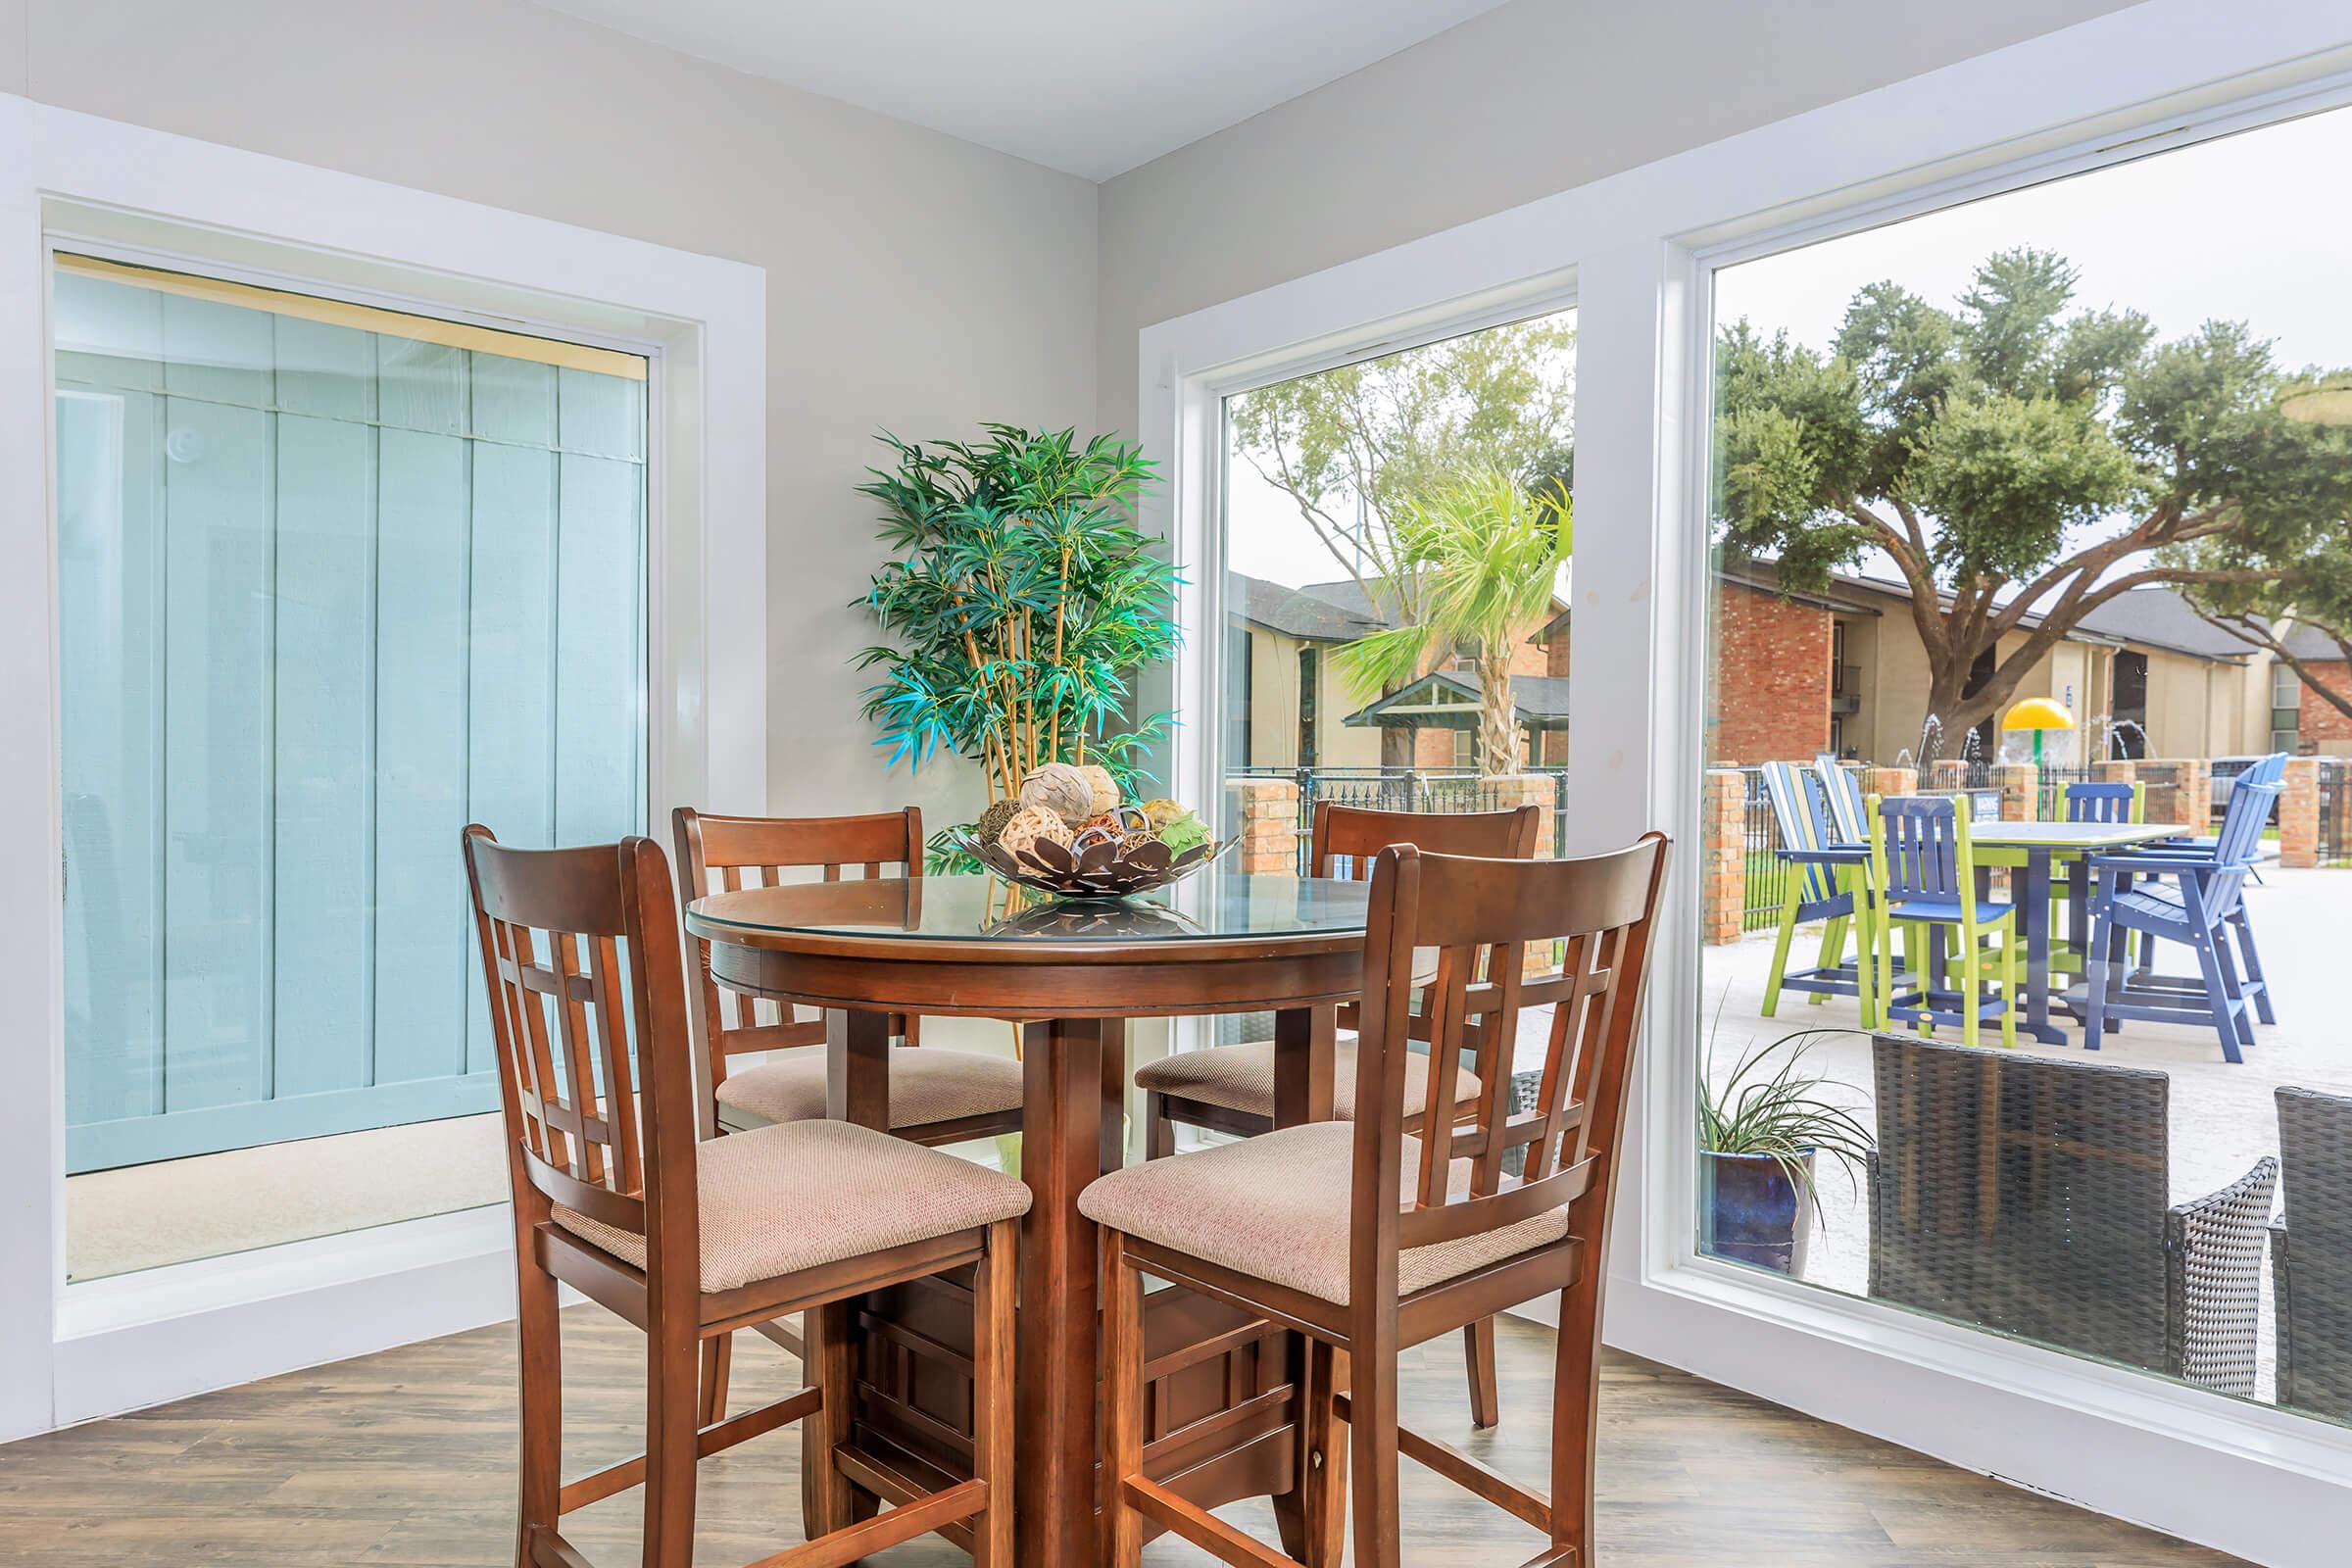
[1696,864,2351,1408]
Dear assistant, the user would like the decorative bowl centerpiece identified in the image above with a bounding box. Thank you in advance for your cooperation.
[957,761,1230,899]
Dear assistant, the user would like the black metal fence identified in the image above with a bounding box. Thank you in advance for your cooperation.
[2321,760,2352,868]
[2034,762,2100,822]
[1735,766,1793,932]
[1233,766,1571,871]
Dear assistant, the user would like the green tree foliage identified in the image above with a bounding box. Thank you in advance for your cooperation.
[1227,316,1575,627]
[1716,247,2352,746]
[1334,470,1570,776]
[856,426,1179,842]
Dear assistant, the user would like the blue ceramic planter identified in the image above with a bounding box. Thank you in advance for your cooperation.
[1699,1150,1814,1275]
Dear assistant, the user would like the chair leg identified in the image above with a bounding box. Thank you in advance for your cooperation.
[2210,930,2257,1053]
[1348,1308,1402,1568]
[1806,911,1847,1007]
[1958,924,1980,1051]
[699,1331,732,1428]
[1101,1233,1147,1568]
[1998,924,2017,1051]
[1464,1317,1499,1430]
[514,1249,564,1568]
[1145,1092,1176,1160]
[2190,933,2244,1065]
[641,1320,701,1568]
[2231,908,2276,1024]
[1760,881,1803,1017]
[806,1299,857,1538]
[1550,1268,1604,1566]
[971,1219,1018,1568]
[1299,1342,1349,1568]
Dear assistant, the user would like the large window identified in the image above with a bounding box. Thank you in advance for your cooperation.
[55,257,648,1280]
[1699,104,2352,1425]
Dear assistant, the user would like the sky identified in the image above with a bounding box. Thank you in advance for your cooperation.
[1225,99,2352,594]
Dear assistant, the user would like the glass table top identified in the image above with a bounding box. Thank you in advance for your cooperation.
[688,870,1371,945]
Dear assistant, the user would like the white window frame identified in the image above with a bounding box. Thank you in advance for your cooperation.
[0,98,766,1438]
[1136,6,2352,1559]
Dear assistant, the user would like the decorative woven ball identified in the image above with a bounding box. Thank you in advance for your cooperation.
[1139,798,1186,830]
[1116,829,1161,856]
[1077,763,1121,819]
[999,806,1073,863]
[1080,811,1121,837]
[1071,822,1124,854]
[975,798,1019,847]
[1019,762,1095,827]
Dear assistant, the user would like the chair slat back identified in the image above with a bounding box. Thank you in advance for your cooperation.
[464,828,697,1263]
[1309,801,1539,881]
[673,808,924,1086]
[2064,781,2137,824]
[1870,795,1969,906]
[1814,755,1867,845]
[1351,837,1668,1278]
[1761,761,1838,904]
[2200,779,2279,916]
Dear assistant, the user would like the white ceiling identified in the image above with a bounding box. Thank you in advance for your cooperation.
[537,0,1513,180]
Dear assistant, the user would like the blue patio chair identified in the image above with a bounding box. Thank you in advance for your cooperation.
[2125,760,2278,1020]
[1759,760,1875,1025]
[2082,777,2278,1062]
[2049,781,2143,978]
[1865,793,2017,1050]
[1813,753,1867,846]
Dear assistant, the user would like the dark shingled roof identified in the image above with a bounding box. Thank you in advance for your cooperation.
[1226,573,1390,642]
[2068,589,2259,662]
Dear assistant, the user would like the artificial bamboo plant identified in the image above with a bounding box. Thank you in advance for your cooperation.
[856,425,1180,858]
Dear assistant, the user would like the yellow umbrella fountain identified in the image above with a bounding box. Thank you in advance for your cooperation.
[2002,697,2076,766]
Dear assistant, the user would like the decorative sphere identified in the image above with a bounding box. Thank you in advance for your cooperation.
[999,806,1073,864]
[1078,763,1121,818]
[1139,798,1186,830]
[975,799,1018,846]
[1019,762,1095,827]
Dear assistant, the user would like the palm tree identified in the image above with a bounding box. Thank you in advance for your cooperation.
[1335,469,1571,776]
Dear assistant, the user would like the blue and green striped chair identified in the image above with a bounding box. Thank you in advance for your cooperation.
[1759,760,1876,1025]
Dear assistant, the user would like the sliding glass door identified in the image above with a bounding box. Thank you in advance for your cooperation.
[54,257,648,1279]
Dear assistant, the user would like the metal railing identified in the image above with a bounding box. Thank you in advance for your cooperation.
[1735,766,1793,932]
[2034,763,2100,822]
[2320,760,2352,868]
[1232,765,1571,869]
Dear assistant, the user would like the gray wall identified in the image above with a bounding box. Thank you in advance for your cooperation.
[1,0,1099,826]
[1095,0,2139,441]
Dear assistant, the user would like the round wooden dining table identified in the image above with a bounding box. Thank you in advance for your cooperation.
[684,869,1371,1568]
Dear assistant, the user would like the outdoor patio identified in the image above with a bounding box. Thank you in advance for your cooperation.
[1698,863,2346,1400]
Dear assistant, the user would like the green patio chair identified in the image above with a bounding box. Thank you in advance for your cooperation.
[1758,760,1876,1026]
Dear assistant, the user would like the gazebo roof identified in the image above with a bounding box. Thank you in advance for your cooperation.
[1341,670,1573,731]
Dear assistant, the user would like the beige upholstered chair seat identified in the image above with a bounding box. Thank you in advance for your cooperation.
[713,1044,1023,1132]
[1132,1039,1482,1122]
[554,1120,1031,1294]
[1078,1121,1569,1304]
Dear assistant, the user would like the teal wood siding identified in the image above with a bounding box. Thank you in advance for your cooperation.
[54,269,647,1174]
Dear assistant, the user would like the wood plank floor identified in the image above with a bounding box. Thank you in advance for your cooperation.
[0,1307,2242,1566]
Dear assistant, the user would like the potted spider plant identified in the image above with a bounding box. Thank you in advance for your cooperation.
[1697,1023,1872,1276]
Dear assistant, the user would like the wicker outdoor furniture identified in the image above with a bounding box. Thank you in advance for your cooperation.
[1866,1033,2276,1396]
[2273,1085,2352,1422]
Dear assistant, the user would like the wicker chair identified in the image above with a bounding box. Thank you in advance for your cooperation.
[1866,1033,2276,1396]
[2274,1085,2352,1421]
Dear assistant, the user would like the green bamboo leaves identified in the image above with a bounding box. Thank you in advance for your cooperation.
[855,424,1181,821]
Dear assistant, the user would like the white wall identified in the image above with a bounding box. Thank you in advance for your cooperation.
[1095,0,2136,445]
[0,0,1099,831]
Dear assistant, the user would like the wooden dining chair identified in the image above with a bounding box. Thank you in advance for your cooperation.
[1085,832,1669,1568]
[672,807,1025,1149]
[463,826,1029,1568]
[1132,800,1540,1428]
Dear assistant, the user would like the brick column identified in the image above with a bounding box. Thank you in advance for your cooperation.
[1702,769,1746,947]
[2281,756,2320,869]
[2139,760,2212,832]
[1224,776,1299,875]
[1858,766,1917,800]
[2092,760,2136,786]
[1993,762,2037,822]
[1480,772,1557,859]
[1926,759,1967,791]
